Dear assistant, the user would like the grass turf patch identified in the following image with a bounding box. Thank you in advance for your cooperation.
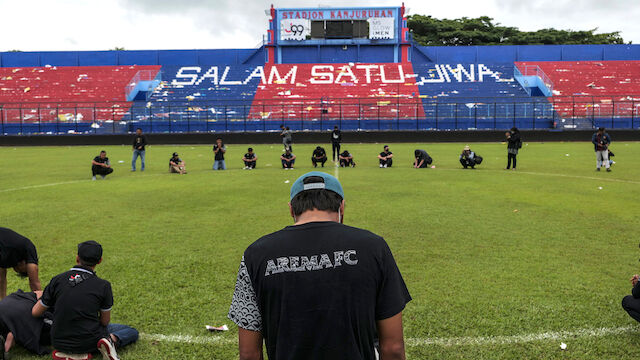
[1,141,639,359]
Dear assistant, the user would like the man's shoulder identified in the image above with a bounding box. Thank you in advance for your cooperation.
[245,223,385,254]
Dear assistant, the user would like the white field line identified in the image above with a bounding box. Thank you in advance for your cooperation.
[0,173,166,194]
[334,161,340,180]
[141,325,639,347]
[0,180,87,193]
[2,166,637,194]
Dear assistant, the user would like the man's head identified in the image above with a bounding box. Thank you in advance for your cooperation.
[289,172,345,222]
[285,149,291,155]
[464,145,470,151]
[136,128,142,135]
[173,152,179,158]
[383,145,389,152]
[316,146,321,151]
[280,124,285,130]
[286,126,290,130]
[216,138,223,145]
[248,147,253,153]
[13,261,27,277]
[598,127,605,134]
[99,150,106,159]
[76,240,103,267]
[334,125,338,130]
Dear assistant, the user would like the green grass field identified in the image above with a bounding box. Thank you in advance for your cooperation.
[1,141,640,359]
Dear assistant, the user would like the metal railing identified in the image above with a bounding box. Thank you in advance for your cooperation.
[1,96,638,135]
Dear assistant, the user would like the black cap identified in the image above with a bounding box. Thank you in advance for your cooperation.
[173,152,179,156]
[78,241,102,265]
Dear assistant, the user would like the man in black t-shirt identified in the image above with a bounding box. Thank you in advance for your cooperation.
[330,126,342,161]
[213,138,227,170]
[281,149,296,169]
[91,151,113,180]
[169,152,187,174]
[32,241,138,360]
[242,148,257,170]
[413,149,432,169]
[229,171,411,360]
[339,150,355,167]
[131,128,147,172]
[311,146,327,168]
[378,145,393,168]
[0,228,41,299]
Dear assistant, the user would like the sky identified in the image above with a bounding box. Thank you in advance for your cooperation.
[0,0,637,51]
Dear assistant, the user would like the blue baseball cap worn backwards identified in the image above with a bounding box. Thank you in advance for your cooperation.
[290,171,344,200]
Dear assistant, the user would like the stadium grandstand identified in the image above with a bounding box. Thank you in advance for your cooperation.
[1,4,639,135]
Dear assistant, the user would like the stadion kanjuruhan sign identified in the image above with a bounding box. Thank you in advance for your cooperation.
[279,8,395,20]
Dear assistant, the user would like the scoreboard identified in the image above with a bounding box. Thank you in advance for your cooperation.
[277,7,399,42]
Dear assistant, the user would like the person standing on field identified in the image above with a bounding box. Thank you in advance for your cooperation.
[280,125,293,152]
[330,126,342,161]
[592,127,611,172]
[228,171,411,360]
[131,128,147,172]
[505,127,521,170]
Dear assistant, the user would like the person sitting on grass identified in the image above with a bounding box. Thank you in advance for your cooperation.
[0,227,42,300]
[460,146,479,169]
[311,146,327,168]
[242,148,257,170]
[378,145,393,168]
[91,151,113,181]
[338,150,355,167]
[414,149,432,169]
[281,149,296,170]
[169,152,187,174]
[32,241,139,360]
[0,289,52,358]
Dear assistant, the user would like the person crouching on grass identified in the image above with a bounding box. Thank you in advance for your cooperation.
[91,151,113,181]
[242,148,257,169]
[413,149,432,169]
[169,152,187,174]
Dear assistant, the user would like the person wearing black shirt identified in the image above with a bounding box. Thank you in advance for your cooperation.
[32,241,138,360]
[413,149,432,169]
[378,145,393,168]
[330,126,342,161]
[228,172,411,360]
[0,289,52,357]
[0,228,41,300]
[339,150,355,167]
[213,138,227,170]
[242,148,257,170]
[505,127,521,170]
[592,127,612,172]
[311,146,327,168]
[169,152,187,174]
[281,149,296,169]
[131,128,147,172]
[91,151,113,180]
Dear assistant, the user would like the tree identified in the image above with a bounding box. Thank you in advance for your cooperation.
[407,15,626,46]
[111,47,126,51]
